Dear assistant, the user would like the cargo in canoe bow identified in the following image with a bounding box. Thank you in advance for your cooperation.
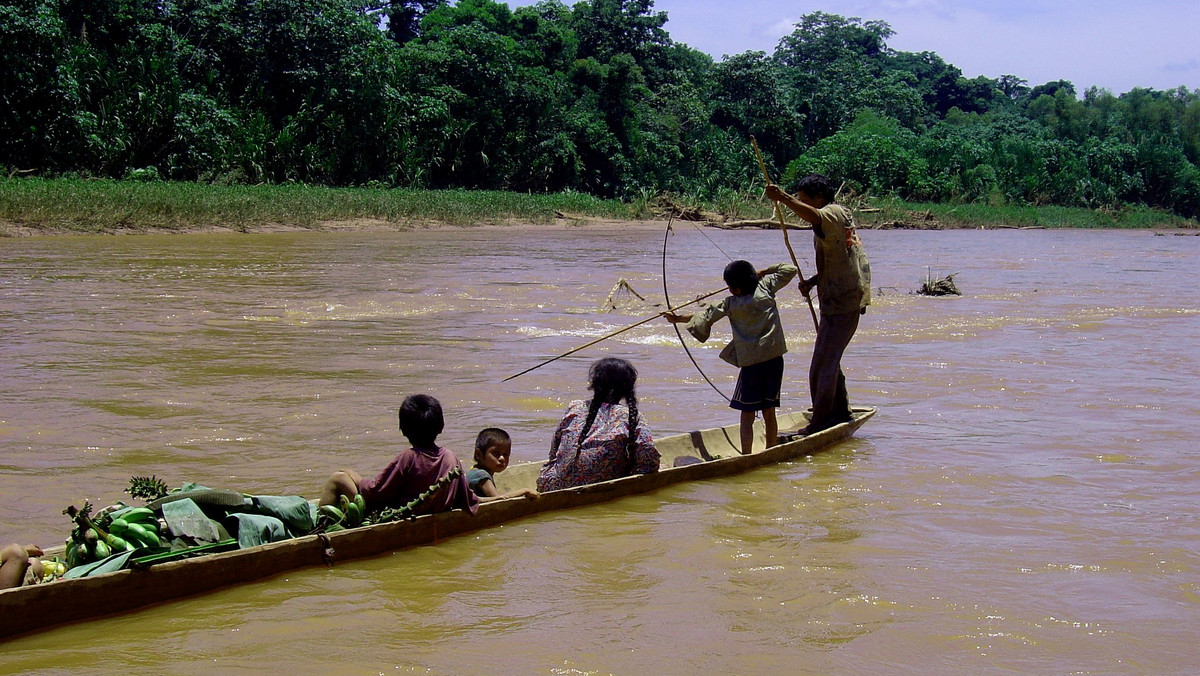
[0,407,874,641]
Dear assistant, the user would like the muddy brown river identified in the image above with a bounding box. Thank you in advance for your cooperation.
[2,225,1198,673]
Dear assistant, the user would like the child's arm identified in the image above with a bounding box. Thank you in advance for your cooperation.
[479,489,540,502]
[476,478,540,502]
[664,302,727,343]
[758,263,798,293]
[476,476,501,498]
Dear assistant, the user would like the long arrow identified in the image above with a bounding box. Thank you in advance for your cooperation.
[502,286,728,383]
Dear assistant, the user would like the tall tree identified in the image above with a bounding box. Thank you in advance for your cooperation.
[569,0,672,87]
[386,0,446,44]
[0,0,78,171]
[886,50,970,118]
[773,12,918,143]
[709,51,803,165]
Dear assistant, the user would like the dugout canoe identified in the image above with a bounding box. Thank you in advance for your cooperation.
[0,407,874,640]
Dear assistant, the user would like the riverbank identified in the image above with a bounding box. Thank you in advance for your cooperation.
[861,197,1198,230]
[0,177,647,236]
[2,177,1195,236]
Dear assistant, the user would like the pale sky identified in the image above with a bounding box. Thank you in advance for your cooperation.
[504,1,1200,95]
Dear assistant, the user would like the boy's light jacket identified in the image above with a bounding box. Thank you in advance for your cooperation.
[684,263,797,367]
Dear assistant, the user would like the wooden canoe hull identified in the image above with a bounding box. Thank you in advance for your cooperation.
[0,407,873,640]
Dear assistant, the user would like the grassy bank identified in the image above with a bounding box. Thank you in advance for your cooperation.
[1,177,1195,235]
[0,177,645,235]
[856,196,1197,229]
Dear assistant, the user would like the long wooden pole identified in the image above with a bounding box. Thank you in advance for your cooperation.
[751,135,819,331]
[502,287,728,382]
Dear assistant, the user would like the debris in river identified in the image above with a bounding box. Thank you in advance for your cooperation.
[654,193,725,224]
[917,269,960,296]
[873,210,944,230]
[601,278,661,312]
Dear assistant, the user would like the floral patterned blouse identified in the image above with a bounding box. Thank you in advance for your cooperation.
[536,400,660,492]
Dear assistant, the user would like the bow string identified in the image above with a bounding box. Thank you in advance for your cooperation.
[661,216,730,402]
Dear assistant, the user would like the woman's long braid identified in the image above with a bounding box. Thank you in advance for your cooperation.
[575,396,604,460]
[625,391,640,467]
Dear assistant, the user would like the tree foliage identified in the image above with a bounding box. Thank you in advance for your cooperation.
[0,1,1197,216]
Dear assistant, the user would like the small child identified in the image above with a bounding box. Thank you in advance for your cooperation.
[467,428,539,502]
[320,394,478,516]
[665,259,797,454]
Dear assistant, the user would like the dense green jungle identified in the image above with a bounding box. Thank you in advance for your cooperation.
[2,0,1199,223]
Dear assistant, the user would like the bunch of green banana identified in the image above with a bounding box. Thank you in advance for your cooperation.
[64,502,166,566]
[317,494,366,532]
[106,507,164,549]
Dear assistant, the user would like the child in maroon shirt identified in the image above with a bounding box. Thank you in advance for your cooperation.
[319,394,478,516]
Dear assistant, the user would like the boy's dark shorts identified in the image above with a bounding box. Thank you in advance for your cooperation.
[730,355,784,412]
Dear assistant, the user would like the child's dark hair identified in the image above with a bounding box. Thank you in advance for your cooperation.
[398,394,444,447]
[474,427,511,463]
[723,260,758,296]
[795,173,836,203]
[577,358,640,463]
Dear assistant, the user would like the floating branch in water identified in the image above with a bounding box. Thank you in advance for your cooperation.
[917,269,960,296]
[601,278,661,312]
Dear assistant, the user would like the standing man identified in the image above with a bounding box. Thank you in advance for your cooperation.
[765,174,871,434]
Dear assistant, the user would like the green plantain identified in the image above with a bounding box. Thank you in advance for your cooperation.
[120,507,158,524]
[345,500,363,527]
[318,504,345,523]
[107,518,131,538]
[125,522,161,548]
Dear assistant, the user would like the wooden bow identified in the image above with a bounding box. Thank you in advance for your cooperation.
[662,216,730,401]
[751,135,819,331]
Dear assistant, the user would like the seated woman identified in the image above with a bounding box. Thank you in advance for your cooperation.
[536,357,660,492]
